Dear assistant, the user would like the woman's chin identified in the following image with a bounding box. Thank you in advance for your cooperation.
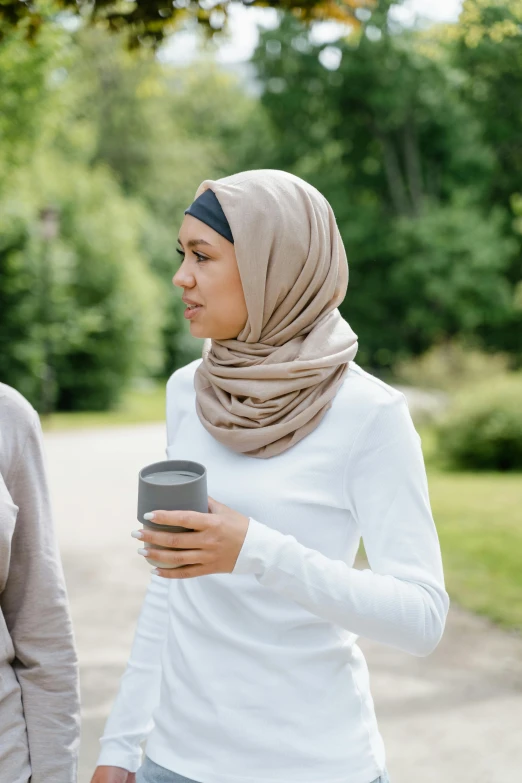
[189,321,214,339]
[189,319,244,340]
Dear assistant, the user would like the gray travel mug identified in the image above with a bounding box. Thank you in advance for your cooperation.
[137,459,207,569]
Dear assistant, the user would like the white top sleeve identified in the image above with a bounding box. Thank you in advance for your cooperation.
[232,394,449,657]
[96,574,170,771]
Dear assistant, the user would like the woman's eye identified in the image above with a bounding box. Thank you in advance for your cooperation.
[176,248,207,263]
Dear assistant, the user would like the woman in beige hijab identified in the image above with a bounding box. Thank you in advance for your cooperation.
[92,169,448,783]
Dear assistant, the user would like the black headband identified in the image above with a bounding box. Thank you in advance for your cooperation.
[184,188,234,245]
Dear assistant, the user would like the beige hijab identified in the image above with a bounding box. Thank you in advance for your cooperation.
[191,169,358,459]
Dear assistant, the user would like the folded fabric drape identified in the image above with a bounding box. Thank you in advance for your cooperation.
[191,169,359,459]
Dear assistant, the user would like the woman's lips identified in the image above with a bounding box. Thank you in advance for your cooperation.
[184,305,203,319]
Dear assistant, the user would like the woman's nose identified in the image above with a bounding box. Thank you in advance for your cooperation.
[172,267,192,287]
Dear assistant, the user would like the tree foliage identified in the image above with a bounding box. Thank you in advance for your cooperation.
[450,0,522,355]
[0,23,273,409]
[251,4,521,370]
[2,1,522,410]
[0,0,370,49]
[0,152,163,410]
[62,27,274,375]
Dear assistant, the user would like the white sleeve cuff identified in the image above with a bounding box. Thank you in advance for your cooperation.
[232,517,286,576]
[96,743,143,773]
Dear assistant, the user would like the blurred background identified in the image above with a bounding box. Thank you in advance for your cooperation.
[1,0,522,780]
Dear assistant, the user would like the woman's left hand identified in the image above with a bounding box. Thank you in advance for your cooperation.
[133,496,250,579]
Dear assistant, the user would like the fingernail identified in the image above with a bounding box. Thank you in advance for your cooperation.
[144,512,155,521]
[151,568,160,575]
[131,530,144,539]
[137,548,149,556]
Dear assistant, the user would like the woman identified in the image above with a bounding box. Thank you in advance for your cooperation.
[91,169,449,783]
[0,382,81,782]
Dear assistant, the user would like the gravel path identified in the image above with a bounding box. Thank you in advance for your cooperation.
[43,421,522,783]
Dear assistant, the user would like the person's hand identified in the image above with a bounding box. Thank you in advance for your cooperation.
[90,765,136,783]
[132,495,250,579]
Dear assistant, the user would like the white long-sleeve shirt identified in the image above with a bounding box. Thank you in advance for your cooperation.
[97,359,449,783]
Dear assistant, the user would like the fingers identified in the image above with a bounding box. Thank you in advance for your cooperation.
[146,509,211,530]
[141,548,208,568]
[153,563,211,579]
[137,529,204,550]
[89,766,132,783]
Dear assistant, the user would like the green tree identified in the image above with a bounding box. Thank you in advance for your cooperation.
[251,8,518,369]
[64,27,275,375]
[449,0,522,358]
[0,27,163,410]
[0,153,163,410]
[0,19,276,408]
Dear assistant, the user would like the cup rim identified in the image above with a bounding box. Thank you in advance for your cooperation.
[139,459,206,485]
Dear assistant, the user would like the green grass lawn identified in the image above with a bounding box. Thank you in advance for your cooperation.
[417,424,522,631]
[428,469,522,632]
[41,382,167,432]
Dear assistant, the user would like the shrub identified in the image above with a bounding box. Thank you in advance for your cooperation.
[392,338,512,392]
[0,156,163,412]
[434,373,522,471]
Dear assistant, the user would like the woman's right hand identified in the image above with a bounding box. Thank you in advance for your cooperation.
[90,766,136,783]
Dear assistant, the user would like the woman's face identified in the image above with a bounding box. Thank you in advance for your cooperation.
[173,214,248,340]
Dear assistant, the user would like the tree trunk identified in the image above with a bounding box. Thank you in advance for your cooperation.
[376,129,410,216]
[403,115,423,215]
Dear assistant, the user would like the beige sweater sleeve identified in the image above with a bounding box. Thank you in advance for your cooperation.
[1,399,80,782]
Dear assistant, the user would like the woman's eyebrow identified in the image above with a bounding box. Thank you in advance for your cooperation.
[177,237,213,249]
